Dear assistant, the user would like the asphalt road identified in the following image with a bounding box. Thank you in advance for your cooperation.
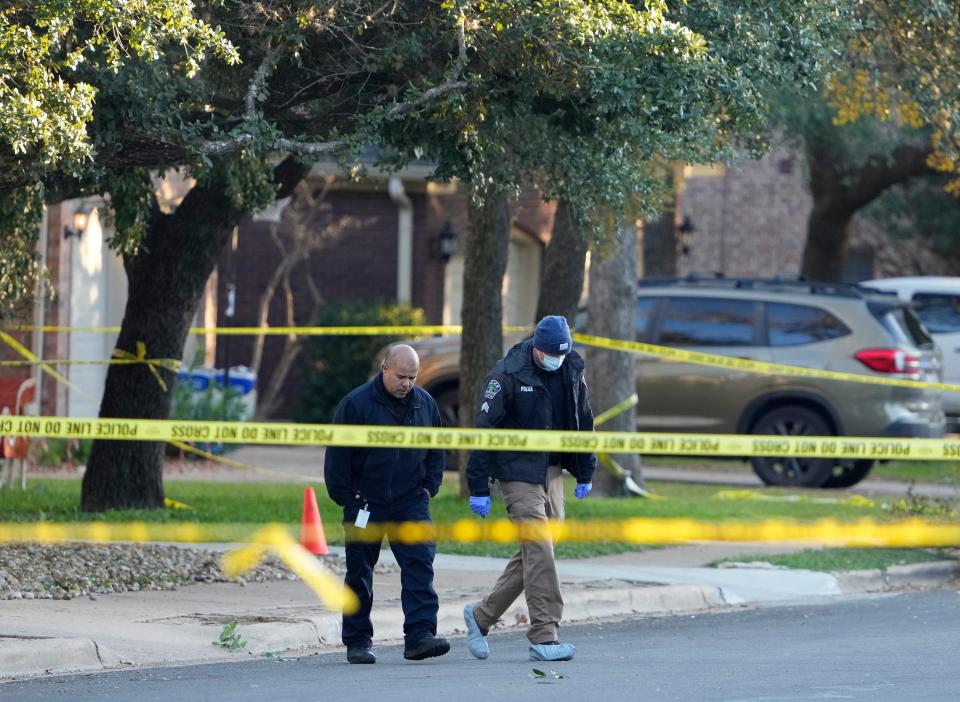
[4,590,959,702]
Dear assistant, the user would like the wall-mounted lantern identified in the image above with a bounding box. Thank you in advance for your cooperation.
[436,221,458,263]
[63,204,94,240]
[677,216,696,255]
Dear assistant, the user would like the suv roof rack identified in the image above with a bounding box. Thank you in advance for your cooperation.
[637,273,880,299]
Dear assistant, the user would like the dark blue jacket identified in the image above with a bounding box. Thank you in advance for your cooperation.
[324,374,445,508]
[467,339,597,496]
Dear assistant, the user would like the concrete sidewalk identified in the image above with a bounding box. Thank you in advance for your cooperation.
[2,541,958,681]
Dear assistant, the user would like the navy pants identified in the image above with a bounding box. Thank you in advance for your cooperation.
[341,494,438,647]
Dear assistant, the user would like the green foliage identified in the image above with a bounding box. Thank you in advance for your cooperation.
[715,548,953,572]
[0,184,46,317]
[836,2,960,178]
[212,620,247,651]
[863,175,960,254]
[397,1,855,234]
[0,1,238,178]
[0,0,860,311]
[99,169,158,259]
[768,83,931,177]
[885,484,960,521]
[296,299,426,424]
[171,376,248,423]
[220,148,279,214]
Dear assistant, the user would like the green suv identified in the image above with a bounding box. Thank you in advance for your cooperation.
[399,276,945,488]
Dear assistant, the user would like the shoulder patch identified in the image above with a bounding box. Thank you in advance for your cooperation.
[483,379,502,399]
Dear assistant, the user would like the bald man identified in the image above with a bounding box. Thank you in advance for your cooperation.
[324,344,448,664]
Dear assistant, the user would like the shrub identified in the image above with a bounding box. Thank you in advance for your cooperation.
[170,380,247,424]
[297,299,426,423]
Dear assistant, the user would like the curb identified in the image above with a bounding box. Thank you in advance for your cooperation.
[835,560,960,594]
[223,583,729,658]
[0,638,124,680]
[371,584,727,646]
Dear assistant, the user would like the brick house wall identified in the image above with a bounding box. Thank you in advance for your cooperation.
[41,204,69,416]
[0,203,69,416]
[215,185,456,417]
[678,145,812,278]
[677,144,960,281]
[215,181,554,418]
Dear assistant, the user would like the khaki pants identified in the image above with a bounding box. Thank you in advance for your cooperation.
[473,465,565,644]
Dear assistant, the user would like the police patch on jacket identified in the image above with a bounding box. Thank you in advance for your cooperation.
[484,379,501,399]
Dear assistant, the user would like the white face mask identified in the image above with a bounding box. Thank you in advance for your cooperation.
[540,353,564,372]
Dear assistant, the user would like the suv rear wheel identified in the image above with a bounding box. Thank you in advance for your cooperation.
[749,406,836,488]
[431,385,460,471]
[821,459,875,488]
[432,385,460,429]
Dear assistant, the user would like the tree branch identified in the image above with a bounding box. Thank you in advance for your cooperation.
[246,45,279,121]
[390,80,469,116]
[201,79,468,157]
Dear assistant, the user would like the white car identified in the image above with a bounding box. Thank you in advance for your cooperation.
[861,276,960,430]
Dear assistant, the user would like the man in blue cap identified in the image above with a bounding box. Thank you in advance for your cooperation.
[463,315,597,662]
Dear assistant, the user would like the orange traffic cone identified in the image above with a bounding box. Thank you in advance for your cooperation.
[300,487,329,555]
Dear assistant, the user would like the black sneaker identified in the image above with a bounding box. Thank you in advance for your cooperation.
[347,645,376,664]
[403,636,451,661]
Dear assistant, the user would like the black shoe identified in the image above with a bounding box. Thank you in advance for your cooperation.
[347,645,376,664]
[403,636,451,661]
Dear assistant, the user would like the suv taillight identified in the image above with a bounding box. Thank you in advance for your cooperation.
[854,348,920,375]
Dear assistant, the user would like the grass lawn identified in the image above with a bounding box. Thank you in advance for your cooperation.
[1,476,949,563]
[712,547,955,572]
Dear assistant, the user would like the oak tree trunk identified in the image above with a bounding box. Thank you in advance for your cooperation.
[458,191,511,497]
[800,208,854,282]
[81,159,306,512]
[585,219,643,496]
[801,142,934,282]
[535,199,587,324]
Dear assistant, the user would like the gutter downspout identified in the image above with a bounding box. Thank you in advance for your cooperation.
[32,207,48,413]
[388,178,413,304]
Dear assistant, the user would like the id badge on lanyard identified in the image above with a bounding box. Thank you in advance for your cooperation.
[355,503,371,529]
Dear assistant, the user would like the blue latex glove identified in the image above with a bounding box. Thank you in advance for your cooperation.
[469,496,491,518]
[574,482,593,500]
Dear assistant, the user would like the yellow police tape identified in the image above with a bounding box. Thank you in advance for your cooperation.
[0,330,78,392]
[221,524,359,614]
[1,518,958,548]
[3,324,533,337]
[573,332,960,393]
[593,393,639,427]
[1,414,957,460]
[7,324,959,393]
[0,334,177,391]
